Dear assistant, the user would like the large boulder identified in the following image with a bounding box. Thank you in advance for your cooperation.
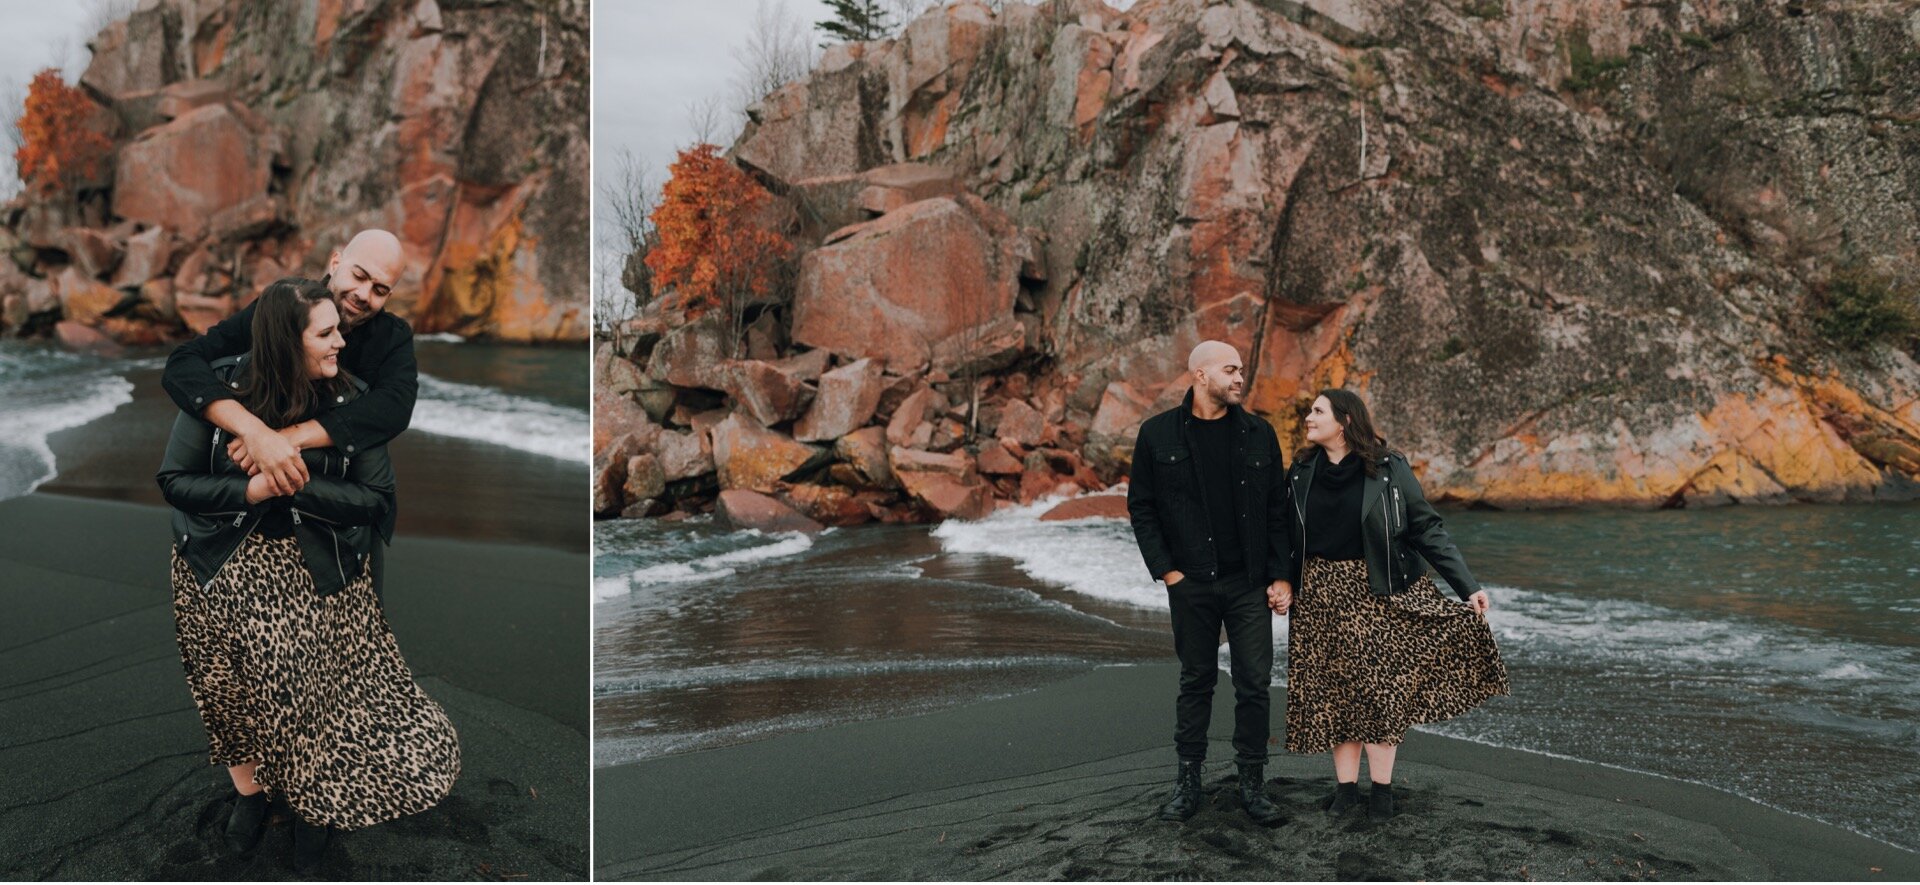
[593,387,657,463]
[855,162,963,215]
[832,426,897,490]
[783,483,872,527]
[592,433,641,517]
[996,398,1046,448]
[653,428,714,483]
[111,226,172,288]
[711,412,823,493]
[719,358,813,426]
[57,267,125,325]
[1040,494,1129,522]
[792,196,1022,375]
[717,489,825,534]
[80,3,187,102]
[793,358,885,442]
[60,228,122,280]
[111,104,274,241]
[886,385,945,447]
[645,314,731,390]
[623,453,666,502]
[889,445,992,520]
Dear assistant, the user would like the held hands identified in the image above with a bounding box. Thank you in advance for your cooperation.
[229,428,308,495]
[1466,590,1491,617]
[1266,580,1293,615]
[243,472,278,505]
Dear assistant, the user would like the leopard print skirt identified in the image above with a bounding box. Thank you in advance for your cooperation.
[171,533,461,831]
[1285,556,1510,754]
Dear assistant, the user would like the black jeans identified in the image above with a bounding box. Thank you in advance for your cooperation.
[1167,568,1273,764]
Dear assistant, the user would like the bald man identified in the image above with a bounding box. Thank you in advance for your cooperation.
[1126,340,1292,826]
[162,230,418,593]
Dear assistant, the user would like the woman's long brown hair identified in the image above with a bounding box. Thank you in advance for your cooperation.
[1295,388,1392,478]
[237,277,349,429]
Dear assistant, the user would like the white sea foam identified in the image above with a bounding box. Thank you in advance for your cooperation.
[415,332,468,344]
[930,493,1913,698]
[0,349,135,500]
[931,490,1172,611]
[410,372,589,463]
[596,531,817,602]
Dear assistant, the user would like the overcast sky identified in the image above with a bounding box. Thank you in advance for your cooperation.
[0,4,110,196]
[592,0,838,185]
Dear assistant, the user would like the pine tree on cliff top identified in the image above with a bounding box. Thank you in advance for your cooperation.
[817,0,892,46]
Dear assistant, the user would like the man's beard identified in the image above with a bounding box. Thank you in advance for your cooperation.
[1205,381,1241,406]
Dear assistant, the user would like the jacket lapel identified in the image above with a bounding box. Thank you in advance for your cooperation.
[1360,458,1386,527]
[1291,448,1316,512]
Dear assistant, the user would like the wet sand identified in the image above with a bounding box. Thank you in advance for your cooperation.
[0,493,588,880]
[595,663,1919,881]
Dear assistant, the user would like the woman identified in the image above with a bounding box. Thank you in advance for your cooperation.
[1268,389,1509,819]
[156,278,459,871]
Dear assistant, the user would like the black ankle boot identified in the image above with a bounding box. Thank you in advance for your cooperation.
[1156,760,1205,821]
[1324,781,1362,815]
[291,817,332,872]
[223,790,269,855]
[1235,762,1287,826]
[1369,781,1395,819]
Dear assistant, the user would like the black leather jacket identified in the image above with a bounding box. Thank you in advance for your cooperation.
[1126,389,1290,586]
[1280,447,1482,601]
[156,355,395,596]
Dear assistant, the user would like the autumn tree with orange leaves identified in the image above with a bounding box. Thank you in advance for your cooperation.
[645,142,793,356]
[14,69,114,197]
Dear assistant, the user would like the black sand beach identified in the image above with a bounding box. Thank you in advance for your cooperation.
[596,663,1920,881]
[0,493,588,880]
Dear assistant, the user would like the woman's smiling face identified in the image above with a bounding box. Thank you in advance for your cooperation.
[302,298,345,380]
[1303,395,1342,447]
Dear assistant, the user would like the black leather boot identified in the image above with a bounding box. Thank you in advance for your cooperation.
[223,790,269,855]
[1236,762,1287,826]
[1369,781,1396,819]
[291,817,332,872]
[1324,780,1362,815]
[1155,760,1205,821]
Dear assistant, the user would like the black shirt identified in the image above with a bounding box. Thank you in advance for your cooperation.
[1189,410,1244,574]
[1305,450,1366,561]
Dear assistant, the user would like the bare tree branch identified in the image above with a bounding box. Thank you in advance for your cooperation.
[731,0,818,117]
[593,147,657,341]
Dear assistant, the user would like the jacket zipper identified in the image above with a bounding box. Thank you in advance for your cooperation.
[1381,485,1394,593]
[290,506,350,586]
[1295,469,1311,570]
[205,511,262,587]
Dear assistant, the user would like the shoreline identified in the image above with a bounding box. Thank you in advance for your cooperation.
[594,662,1920,881]
[0,494,588,880]
[20,348,588,553]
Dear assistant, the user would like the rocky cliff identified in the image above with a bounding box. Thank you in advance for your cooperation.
[0,0,588,346]
[598,0,1920,524]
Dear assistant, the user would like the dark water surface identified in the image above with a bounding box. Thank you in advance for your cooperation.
[594,497,1920,852]
[1,338,587,551]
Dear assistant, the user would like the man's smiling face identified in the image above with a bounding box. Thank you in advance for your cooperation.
[326,230,404,331]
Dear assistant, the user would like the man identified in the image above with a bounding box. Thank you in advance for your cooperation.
[161,229,417,595]
[1125,340,1291,825]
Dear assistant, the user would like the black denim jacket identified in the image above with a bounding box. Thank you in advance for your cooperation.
[1126,388,1290,586]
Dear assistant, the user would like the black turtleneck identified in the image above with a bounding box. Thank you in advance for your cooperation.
[1189,409,1243,574]
[1304,449,1366,561]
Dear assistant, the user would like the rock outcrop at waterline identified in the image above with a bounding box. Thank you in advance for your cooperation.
[596,0,1920,520]
[0,0,588,345]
